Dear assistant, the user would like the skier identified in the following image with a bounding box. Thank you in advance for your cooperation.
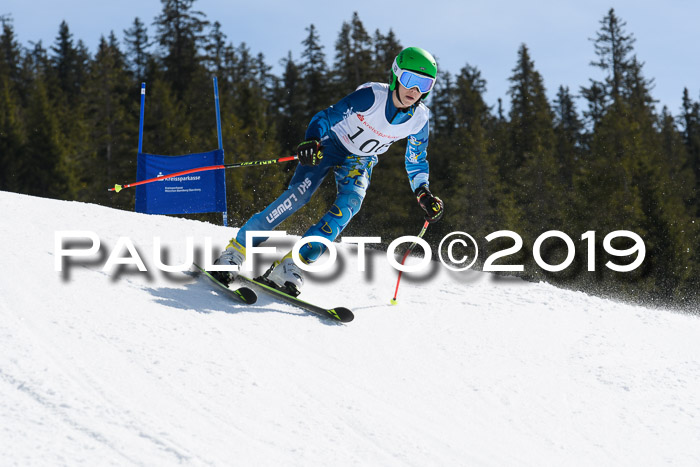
[210,46,444,296]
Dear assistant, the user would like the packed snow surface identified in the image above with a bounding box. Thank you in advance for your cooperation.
[1,190,699,466]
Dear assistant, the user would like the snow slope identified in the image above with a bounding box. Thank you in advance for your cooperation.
[1,190,699,466]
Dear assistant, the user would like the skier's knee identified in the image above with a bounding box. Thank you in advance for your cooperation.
[335,192,364,226]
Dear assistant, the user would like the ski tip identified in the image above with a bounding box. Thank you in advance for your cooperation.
[235,287,258,304]
[328,307,354,323]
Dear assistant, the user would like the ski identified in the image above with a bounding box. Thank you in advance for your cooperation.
[192,263,258,304]
[236,275,354,323]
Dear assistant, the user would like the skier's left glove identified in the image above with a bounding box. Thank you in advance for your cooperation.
[296,139,323,166]
[415,185,444,223]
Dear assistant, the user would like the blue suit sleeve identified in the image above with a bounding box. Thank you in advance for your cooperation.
[405,120,430,192]
[305,86,375,141]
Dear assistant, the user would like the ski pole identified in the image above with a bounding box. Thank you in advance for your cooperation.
[390,220,430,305]
[108,154,298,192]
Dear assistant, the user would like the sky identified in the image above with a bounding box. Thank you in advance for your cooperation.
[3,0,699,115]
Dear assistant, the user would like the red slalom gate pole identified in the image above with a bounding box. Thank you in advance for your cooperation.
[390,220,430,305]
[108,155,298,192]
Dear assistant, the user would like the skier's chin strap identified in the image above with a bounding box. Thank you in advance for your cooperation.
[393,89,418,113]
[394,88,405,107]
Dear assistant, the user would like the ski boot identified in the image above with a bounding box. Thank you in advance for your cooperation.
[210,239,245,286]
[257,253,304,297]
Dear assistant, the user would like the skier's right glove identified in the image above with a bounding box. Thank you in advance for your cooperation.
[296,139,323,166]
[415,185,444,223]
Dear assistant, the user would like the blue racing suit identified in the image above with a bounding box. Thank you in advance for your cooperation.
[235,82,431,263]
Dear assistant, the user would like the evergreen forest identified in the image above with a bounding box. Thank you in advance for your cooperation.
[1,2,698,308]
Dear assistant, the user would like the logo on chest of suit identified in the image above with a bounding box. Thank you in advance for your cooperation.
[355,114,401,141]
[339,113,405,155]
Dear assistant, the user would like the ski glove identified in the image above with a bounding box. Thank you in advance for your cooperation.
[415,185,444,223]
[296,139,323,166]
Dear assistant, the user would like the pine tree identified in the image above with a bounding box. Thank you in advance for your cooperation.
[371,29,401,83]
[0,17,25,191]
[217,41,237,95]
[153,0,209,100]
[589,8,635,104]
[580,8,637,132]
[46,22,90,201]
[552,86,582,190]
[0,73,24,191]
[448,65,520,248]
[506,44,560,239]
[253,51,275,103]
[348,13,372,85]
[203,21,226,78]
[573,8,699,300]
[276,51,307,152]
[0,16,22,88]
[141,77,191,155]
[50,21,87,104]
[633,108,697,300]
[576,9,646,234]
[300,24,330,117]
[331,21,351,93]
[26,39,49,72]
[624,57,656,112]
[123,17,150,83]
[21,77,75,198]
[659,106,697,232]
[332,13,373,95]
[580,80,606,132]
[216,42,285,226]
[680,88,700,215]
[82,33,136,208]
[676,91,700,302]
[230,42,251,84]
[227,44,275,136]
[430,70,457,140]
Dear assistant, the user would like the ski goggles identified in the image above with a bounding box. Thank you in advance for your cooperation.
[392,59,436,93]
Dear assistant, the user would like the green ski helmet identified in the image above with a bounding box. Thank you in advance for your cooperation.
[390,46,438,99]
